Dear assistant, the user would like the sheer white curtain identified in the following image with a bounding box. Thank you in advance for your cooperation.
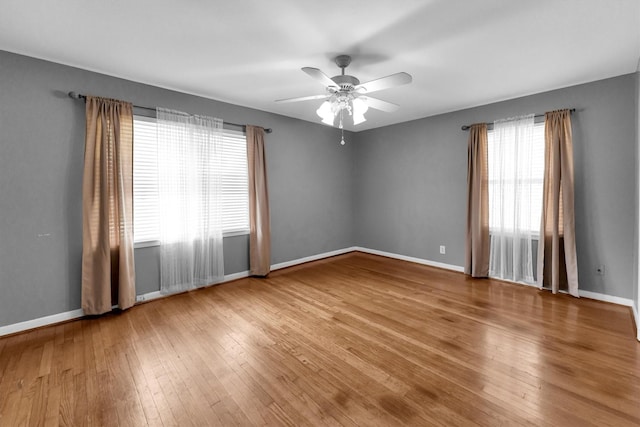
[157,108,224,294]
[488,114,541,284]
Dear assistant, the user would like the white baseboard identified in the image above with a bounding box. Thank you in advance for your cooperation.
[271,247,358,271]
[224,271,250,281]
[135,290,163,304]
[0,308,85,337]
[135,272,250,304]
[353,246,465,273]
[577,289,634,307]
[633,301,640,342]
[518,281,636,307]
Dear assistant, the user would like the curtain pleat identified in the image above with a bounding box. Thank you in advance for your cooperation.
[537,109,579,296]
[465,123,490,277]
[82,96,136,315]
[246,126,271,276]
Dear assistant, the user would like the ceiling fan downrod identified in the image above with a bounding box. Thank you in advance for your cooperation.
[331,55,360,91]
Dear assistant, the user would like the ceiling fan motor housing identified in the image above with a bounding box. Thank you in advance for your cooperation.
[332,54,360,91]
[331,74,360,91]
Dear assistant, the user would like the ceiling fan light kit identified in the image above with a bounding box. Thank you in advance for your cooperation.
[316,94,369,127]
[276,54,412,144]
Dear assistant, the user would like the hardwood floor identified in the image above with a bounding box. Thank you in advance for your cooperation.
[1,252,639,426]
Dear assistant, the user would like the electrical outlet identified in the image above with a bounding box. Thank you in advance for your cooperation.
[440,245,446,254]
[595,265,605,275]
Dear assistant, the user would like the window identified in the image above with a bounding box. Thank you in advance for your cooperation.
[487,116,543,284]
[487,121,545,235]
[133,116,249,245]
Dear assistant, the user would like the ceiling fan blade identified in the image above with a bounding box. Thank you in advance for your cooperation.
[302,67,339,88]
[355,72,412,94]
[363,96,399,113]
[275,94,330,103]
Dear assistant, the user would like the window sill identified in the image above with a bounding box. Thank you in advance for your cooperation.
[489,231,540,239]
[134,240,161,249]
[134,230,249,249]
[223,229,250,238]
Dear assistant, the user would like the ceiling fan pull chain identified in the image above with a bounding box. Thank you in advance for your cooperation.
[339,109,346,145]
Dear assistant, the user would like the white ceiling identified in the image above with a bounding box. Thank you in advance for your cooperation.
[1,0,639,131]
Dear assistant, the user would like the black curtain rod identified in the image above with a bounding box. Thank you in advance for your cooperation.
[460,108,576,131]
[68,92,272,134]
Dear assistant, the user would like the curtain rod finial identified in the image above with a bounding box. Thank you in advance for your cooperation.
[68,91,86,100]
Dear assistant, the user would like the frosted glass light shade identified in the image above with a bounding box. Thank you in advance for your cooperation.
[352,97,368,125]
[352,97,369,115]
[316,101,335,125]
[353,113,366,125]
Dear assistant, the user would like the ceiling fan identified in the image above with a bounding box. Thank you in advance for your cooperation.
[276,55,412,130]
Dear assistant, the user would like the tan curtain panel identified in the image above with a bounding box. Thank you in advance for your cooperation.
[246,126,271,276]
[82,96,136,314]
[465,123,490,277]
[537,109,579,297]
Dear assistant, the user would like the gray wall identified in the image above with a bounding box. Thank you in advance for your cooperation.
[1,49,637,329]
[353,74,637,299]
[0,51,354,327]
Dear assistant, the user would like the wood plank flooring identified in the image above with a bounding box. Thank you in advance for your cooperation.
[1,252,639,426]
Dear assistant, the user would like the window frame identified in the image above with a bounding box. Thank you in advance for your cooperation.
[486,119,545,238]
[132,114,250,248]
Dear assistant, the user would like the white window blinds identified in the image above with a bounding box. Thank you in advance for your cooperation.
[133,116,249,244]
[220,129,250,234]
[133,116,160,243]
